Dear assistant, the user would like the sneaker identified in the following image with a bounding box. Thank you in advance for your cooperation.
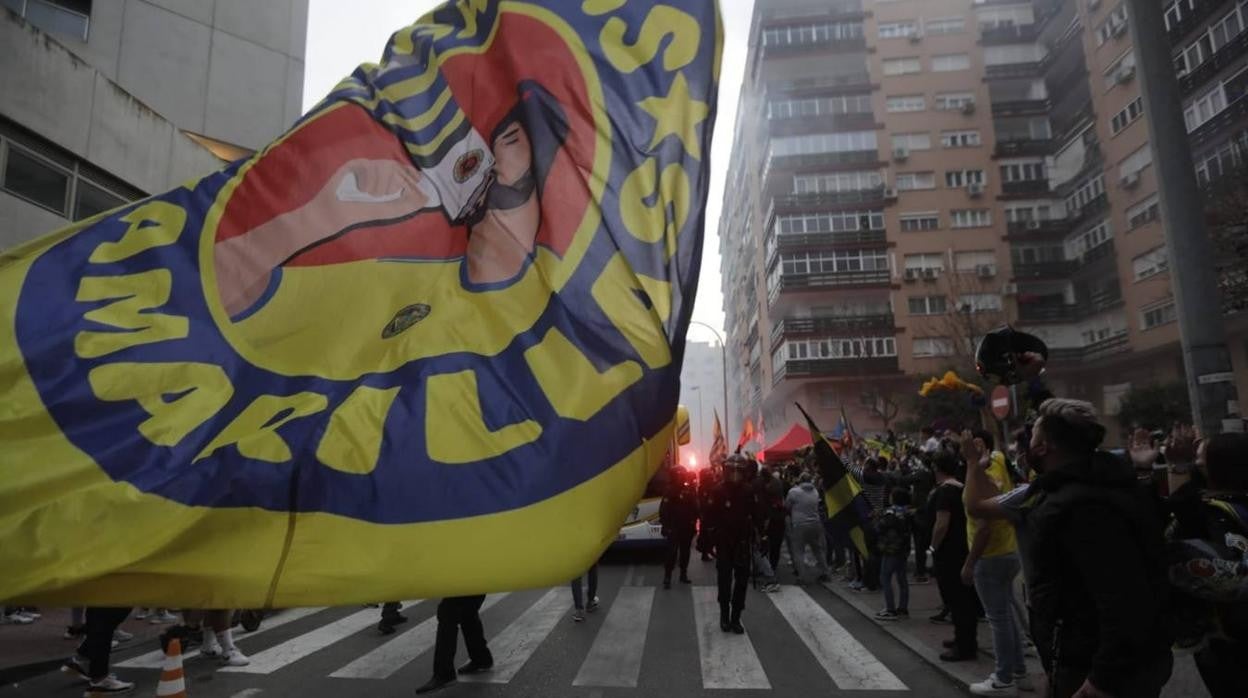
[19,610,41,620]
[930,610,951,624]
[874,610,899,621]
[847,580,865,591]
[61,656,90,682]
[2,612,33,625]
[112,629,133,643]
[65,624,86,640]
[200,642,224,660]
[149,610,178,624]
[221,648,249,667]
[896,609,910,618]
[134,609,149,620]
[913,575,931,585]
[572,610,585,623]
[586,597,600,613]
[83,674,134,695]
[969,673,1017,696]
[1013,672,1035,692]
[763,583,781,593]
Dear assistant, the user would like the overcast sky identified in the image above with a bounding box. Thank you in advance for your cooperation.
[303,0,754,341]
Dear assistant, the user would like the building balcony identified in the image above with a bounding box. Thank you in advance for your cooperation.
[980,23,1040,45]
[1005,219,1072,239]
[764,36,868,59]
[770,314,896,344]
[1189,94,1248,149]
[1049,333,1131,364]
[1074,240,1116,270]
[991,98,1051,117]
[1012,259,1078,280]
[1000,179,1052,196]
[767,111,877,136]
[767,188,887,217]
[766,72,873,96]
[1167,0,1223,45]
[993,138,1054,158]
[764,150,881,180]
[766,229,888,266]
[773,356,901,383]
[1017,302,1077,323]
[986,61,1046,80]
[1179,31,1248,96]
[767,269,893,305]
[1066,193,1110,229]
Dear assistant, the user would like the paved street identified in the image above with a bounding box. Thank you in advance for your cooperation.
[5,551,967,698]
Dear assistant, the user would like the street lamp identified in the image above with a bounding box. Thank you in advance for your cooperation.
[688,320,728,439]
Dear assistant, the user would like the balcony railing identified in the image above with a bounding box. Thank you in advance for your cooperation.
[1066,193,1110,229]
[1017,303,1077,323]
[1074,240,1116,269]
[766,72,873,95]
[767,111,877,135]
[774,356,901,383]
[768,269,892,304]
[1189,94,1248,149]
[993,139,1054,158]
[986,60,1046,79]
[1179,31,1248,96]
[991,98,1050,116]
[1006,219,1071,238]
[1001,179,1051,196]
[1049,333,1130,363]
[768,228,887,251]
[980,23,1040,45]
[764,36,867,58]
[771,314,895,343]
[1167,0,1223,45]
[765,150,880,178]
[768,188,887,213]
[1012,259,1078,280]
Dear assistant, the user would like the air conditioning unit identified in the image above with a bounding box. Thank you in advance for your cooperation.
[961,100,977,115]
[922,267,939,280]
[883,186,899,199]
[1114,64,1136,84]
[903,268,919,282]
[1002,282,1020,296]
[909,32,922,44]
[893,146,910,162]
[1026,219,1043,230]
[1111,20,1128,38]
[1121,171,1141,188]
[977,264,997,278]
[967,182,985,197]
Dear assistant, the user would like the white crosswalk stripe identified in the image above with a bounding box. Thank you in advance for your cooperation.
[767,585,908,691]
[572,586,654,688]
[460,588,570,684]
[115,607,327,669]
[220,600,422,675]
[328,594,507,680]
[690,586,770,689]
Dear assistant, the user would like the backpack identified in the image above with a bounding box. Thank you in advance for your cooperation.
[1165,497,1248,647]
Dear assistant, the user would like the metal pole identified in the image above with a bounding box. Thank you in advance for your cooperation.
[1126,0,1240,435]
[689,320,729,443]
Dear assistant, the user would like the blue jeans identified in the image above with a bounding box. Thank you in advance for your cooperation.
[974,553,1025,680]
[571,564,598,610]
[880,555,908,612]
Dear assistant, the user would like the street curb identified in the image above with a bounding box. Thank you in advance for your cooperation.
[821,580,988,690]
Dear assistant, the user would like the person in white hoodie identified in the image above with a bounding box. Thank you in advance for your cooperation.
[786,473,830,584]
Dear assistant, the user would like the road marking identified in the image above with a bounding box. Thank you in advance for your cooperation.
[572,586,654,687]
[116,607,327,669]
[329,594,507,680]
[690,586,770,689]
[221,601,421,675]
[622,565,635,587]
[767,586,907,691]
[230,690,263,698]
[461,588,570,684]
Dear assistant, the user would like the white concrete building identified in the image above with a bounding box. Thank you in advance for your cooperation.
[680,340,727,461]
[0,0,308,249]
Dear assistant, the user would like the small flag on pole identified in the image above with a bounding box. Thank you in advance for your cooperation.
[709,411,727,466]
[737,418,755,450]
[797,403,872,559]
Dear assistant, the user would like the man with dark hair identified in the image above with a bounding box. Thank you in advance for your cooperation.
[930,451,978,661]
[965,398,1171,698]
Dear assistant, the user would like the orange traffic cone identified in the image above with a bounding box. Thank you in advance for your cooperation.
[156,637,187,697]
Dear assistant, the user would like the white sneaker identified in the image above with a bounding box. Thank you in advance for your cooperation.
[112,629,134,643]
[970,674,1018,696]
[221,648,250,667]
[134,609,149,620]
[83,674,134,695]
[61,656,90,682]
[148,610,178,624]
[20,610,42,620]
[200,642,224,660]
[2,612,33,625]
[1014,672,1035,692]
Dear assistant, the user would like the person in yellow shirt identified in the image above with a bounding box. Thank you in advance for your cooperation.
[961,430,1031,696]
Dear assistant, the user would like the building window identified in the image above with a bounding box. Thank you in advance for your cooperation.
[944,169,986,187]
[908,296,948,315]
[941,130,982,148]
[934,92,976,110]
[793,171,883,193]
[1005,203,1054,222]
[1185,83,1229,132]
[0,122,138,221]
[958,293,1003,312]
[878,21,918,38]
[951,209,992,228]
[1126,194,1160,229]
[1133,246,1169,280]
[896,172,936,190]
[984,44,1046,66]
[1000,160,1046,182]
[883,57,923,76]
[1102,51,1136,91]
[903,253,945,271]
[1066,221,1113,259]
[771,131,878,156]
[1195,139,1242,184]
[2,145,69,215]
[775,210,885,235]
[892,132,932,151]
[778,336,897,362]
[886,95,926,112]
[1065,175,1106,214]
[1209,6,1246,52]
[1095,3,1129,47]
[954,250,997,273]
[931,53,971,72]
[3,0,92,41]
[913,337,955,358]
[925,17,965,35]
[1110,96,1144,135]
[768,93,872,119]
[1141,300,1177,330]
[1118,143,1153,180]
[899,212,940,232]
[1164,0,1197,32]
[763,21,865,48]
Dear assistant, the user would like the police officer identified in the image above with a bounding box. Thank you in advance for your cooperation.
[415,595,493,694]
[661,465,699,589]
[696,464,720,561]
[704,453,760,634]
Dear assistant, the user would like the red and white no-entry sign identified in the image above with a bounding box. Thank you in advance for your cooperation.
[991,385,1011,420]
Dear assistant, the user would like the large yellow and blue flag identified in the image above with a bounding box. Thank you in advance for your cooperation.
[0,0,721,608]
[796,404,873,559]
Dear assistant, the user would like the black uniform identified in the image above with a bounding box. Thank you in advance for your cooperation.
[416,595,493,693]
[704,472,759,633]
[661,469,699,586]
[695,468,720,560]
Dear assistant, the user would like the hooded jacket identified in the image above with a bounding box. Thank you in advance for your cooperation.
[1025,450,1171,692]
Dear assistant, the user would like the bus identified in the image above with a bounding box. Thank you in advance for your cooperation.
[613,405,690,547]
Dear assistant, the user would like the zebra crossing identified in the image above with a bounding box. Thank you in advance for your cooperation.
[113,584,909,692]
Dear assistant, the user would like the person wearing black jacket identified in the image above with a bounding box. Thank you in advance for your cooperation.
[661,466,699,589]
[704,454,760,634]
[965,398,1172,698]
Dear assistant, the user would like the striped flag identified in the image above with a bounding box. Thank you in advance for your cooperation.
[796,403,872,559]
[709,411,727,466]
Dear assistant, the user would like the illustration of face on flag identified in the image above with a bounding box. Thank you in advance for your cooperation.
[0,0,721,608]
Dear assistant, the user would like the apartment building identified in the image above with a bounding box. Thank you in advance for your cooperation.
[719,0,1248,436]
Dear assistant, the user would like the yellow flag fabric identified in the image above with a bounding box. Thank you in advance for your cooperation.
[0,0,721,608]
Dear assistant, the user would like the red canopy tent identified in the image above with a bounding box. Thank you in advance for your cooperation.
[759,424,813,463]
